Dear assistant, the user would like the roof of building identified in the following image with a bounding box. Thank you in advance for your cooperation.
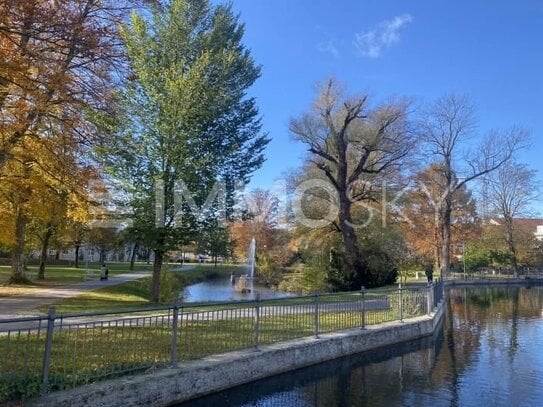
[488,218,543,231]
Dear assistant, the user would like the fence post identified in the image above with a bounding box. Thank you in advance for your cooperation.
[427,284,432,315]
[313,293,319,339]
[42,306,56,394]
[170,302,180,366]
[398,284,403,323]
[360,287,366,329]
[254,294,261,349]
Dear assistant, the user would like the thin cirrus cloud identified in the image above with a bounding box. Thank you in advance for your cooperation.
[316,39,340,58]
[353,14,413,58]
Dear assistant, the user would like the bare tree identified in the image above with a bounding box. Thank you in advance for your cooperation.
[290,78,413,288]
[420,94,526,276]
[487,161,540,276]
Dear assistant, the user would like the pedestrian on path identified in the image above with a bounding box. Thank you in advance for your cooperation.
[100,263,109,281]
[424,263,433,285]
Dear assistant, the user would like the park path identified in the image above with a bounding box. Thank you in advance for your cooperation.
[0,265,195,319]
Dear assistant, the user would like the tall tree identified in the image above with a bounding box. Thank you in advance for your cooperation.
[0,0,137,281]
[401,164,481,268]
[62,220,89,268]
[290,79,412,288]
[419,95,525,276]
[101,0,269,302]
[486,161,540,275]
[197,222,230,266]
[0,129,91,281]
[0,0,135,169]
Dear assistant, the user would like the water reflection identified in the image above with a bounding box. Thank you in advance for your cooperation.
[177,286,543,406]
[182,278,294,302]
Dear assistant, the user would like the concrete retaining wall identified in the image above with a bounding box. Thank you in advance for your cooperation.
[29,304,445,407]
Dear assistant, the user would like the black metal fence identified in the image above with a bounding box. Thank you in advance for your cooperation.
[0,282,443,403]
[447,267,543,281]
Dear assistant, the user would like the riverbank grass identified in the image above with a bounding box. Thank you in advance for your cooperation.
[33,264,247,313]
[0,263,153,297]
[1,296,409,402]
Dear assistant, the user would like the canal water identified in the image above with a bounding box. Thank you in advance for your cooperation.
[182,278,294,302]
[177,286,543,406]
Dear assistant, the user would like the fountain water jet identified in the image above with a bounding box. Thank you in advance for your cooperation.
[247,237,256,279]
[234,237,256,293]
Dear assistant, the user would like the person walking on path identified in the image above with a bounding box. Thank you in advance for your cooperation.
[100,263,109,281]
[424,263,433,284]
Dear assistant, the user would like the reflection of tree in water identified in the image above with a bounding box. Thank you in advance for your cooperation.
[438,288,523,359]
[177,337,441,407]
[445,286,543,366]
[432,286,543,405]
[509,288,520,358]
[178,287,543,407]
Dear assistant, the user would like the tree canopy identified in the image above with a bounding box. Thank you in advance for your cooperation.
[98,0,269,301]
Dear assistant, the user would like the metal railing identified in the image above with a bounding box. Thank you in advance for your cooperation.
[0,282,443,403]
[447,267,543,281]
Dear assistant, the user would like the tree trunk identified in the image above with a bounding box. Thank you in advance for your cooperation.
[151,250,163,303]
[504,218,518,277]
[10,207,27,283]
[38,224,53,280]
[440,203,452,278]
[74,244,80,268]
[338,191,365,288]
[130,242,139,270]
[433,211,441,270]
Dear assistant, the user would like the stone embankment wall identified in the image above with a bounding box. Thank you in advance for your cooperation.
[29,302,444,407]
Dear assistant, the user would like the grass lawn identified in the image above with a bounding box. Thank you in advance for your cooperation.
[36,278,154,314]
[0,269,435,402]
[31,263,432,315]
[2,261,432,315]
[32,263,247,314]
[1,290,426,402]
[0,263,153,298]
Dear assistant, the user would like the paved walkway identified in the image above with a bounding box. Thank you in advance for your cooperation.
[0,272,151,319]
[0,265,195,319]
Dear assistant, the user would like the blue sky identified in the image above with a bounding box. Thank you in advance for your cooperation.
[229,0,543,202]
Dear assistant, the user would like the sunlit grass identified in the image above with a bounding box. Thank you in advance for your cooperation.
[0,263,153,298]
[1,295,426,402]
[31,264,247,313]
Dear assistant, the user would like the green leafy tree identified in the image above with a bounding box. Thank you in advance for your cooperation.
[463,243,491,272]
[197,222,231,266]
[100,0,268,302]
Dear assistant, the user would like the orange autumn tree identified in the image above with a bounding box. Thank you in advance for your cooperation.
[401,164,481,269]
[0,0,136,281]
[0,126,93,281]
[0,0,135,169]
[230,189,281,262]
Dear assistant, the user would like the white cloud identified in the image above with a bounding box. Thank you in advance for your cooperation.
[316,39,340,58]
[353,14,413,58]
